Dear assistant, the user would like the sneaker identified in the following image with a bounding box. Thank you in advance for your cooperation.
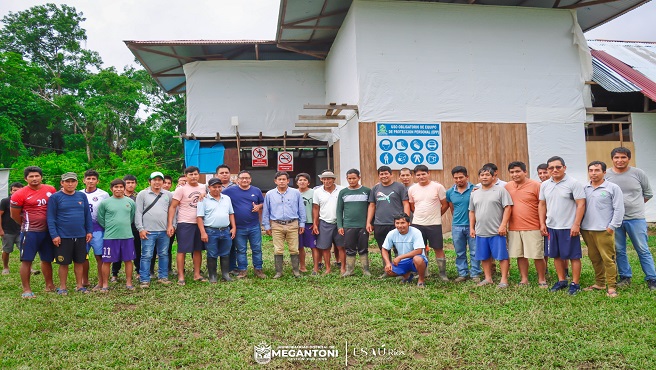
[617,276,631,287]
[568,282,581,295]
[31,269,40,275]
[471,276,481,283]
[1,268,9,275]
[236,271,248,279]
[157,278,172,285]
[110,276,118,283]
[402,274,415,284]
[453,276,469,283]
[229,270,239,276]
[140,282,150,288]
[647,279,656,291]
[549,280,568,292]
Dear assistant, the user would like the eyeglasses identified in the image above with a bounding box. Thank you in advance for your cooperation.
[547,166,563,170]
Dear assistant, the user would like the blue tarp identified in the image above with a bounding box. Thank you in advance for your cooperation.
[184,140,224,173]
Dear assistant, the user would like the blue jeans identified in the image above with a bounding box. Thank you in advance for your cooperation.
[614,219,656,281]
[452,225,481,277]
[139,231,169,282]
[235,225,263,270]
[205,227,232,258]
[229,240,238,271]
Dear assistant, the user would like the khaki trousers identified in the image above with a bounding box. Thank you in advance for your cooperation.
[581,230,617,289]
[271,220,300,256]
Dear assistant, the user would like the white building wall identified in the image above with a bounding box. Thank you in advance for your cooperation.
[350,0,590,180]
[631,113,656,222]
[325,7,361,177]
[184,60,326,137]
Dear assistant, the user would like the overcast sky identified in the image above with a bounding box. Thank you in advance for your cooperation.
[1,0,655,70]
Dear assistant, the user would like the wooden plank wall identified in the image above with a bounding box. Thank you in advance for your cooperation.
[359,122,530,232]
[586,141,636,167]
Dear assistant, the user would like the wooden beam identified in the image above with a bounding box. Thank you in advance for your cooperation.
[585,121,630,124]
[215,132,220,141]
[298,115,346,120]
[292,129,333,134]
[586,111,631,115]
[586,107,608,112]
[304,104,358,110]
[295,123,339,127]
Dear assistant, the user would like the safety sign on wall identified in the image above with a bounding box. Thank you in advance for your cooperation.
[277,151,294,171]
[252,146,268,167]
[376,123,443,170]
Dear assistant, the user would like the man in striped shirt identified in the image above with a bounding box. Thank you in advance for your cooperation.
[336,169,371,277]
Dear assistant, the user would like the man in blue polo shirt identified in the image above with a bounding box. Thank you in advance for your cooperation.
[46,172,93,295]
[446,166,481,283]
[198,178,236,283]
[382,213,427,287]
[222,170,265,279]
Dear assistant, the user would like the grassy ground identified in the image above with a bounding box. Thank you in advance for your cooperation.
[1,235,656,369]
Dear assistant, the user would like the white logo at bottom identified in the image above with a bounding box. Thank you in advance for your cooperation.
[254,342,272,364]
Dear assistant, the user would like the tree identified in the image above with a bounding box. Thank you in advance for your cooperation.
[0,3,102,153]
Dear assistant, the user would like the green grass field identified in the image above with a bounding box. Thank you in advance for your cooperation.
[1,235,655,369]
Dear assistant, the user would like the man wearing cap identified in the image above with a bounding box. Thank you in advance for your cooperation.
[46,172,93,295]
[135,172,174,288]
[312,170,346,275]
[197,178,236,283]
[11,166,58,298]
[262,171,306,278]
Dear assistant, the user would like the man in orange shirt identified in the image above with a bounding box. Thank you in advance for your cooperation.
[505,161,547,287]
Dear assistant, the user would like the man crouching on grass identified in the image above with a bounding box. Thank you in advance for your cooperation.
[381,213,428,288]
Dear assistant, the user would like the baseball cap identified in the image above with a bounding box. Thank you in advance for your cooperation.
[61,172,78,181]
[149,171,165,180]
[208,178,222,186]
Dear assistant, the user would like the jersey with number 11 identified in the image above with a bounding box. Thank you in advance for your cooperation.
[10,185,57,232]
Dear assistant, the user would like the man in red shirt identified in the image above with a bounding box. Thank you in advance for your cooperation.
[10,166,58,298]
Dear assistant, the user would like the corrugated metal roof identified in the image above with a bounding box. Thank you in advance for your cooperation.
[588,40,656,82]
[591,47,656,102]
[592,56,640,93]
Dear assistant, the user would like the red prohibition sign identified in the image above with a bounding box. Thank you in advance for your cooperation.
[279,152,292,164]
[252,147,266,159]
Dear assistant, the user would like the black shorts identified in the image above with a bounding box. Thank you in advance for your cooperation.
[176,223,203,254]
[343,228,369,256]
[373,225,396,249]
[412,224,444,250]
[55,237,88,265]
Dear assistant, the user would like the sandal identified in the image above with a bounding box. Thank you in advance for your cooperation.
[177,280,186,286]
[21,292,36,299]
[56,288,68,296]
[194,277,208,283]
[477,279,492,287]
[584,285,605,291]
[98,287,109,294]
[91,285,102,292]
[417,282,426,288]
[497,283,509,289]
[76,287,90,294]
[606,290,619,298]
[538,282,549,289]
[126,285,135,291]
[401,274,415,284]
[518,282,529,287]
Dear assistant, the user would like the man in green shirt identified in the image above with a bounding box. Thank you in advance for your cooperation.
[337,169,372,277]
[97,179,136,292]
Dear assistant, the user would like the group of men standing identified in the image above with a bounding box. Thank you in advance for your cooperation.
[2,146,655,298]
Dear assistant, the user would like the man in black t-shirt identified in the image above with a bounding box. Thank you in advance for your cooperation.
[1,183,24,274]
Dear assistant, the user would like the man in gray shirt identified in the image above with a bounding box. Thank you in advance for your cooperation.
[469,166,513,288]
[136,172,173,287]
[581,161,624,297]
[539,156,586,295]
[366,166,410,278]
[605,147,656,290]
